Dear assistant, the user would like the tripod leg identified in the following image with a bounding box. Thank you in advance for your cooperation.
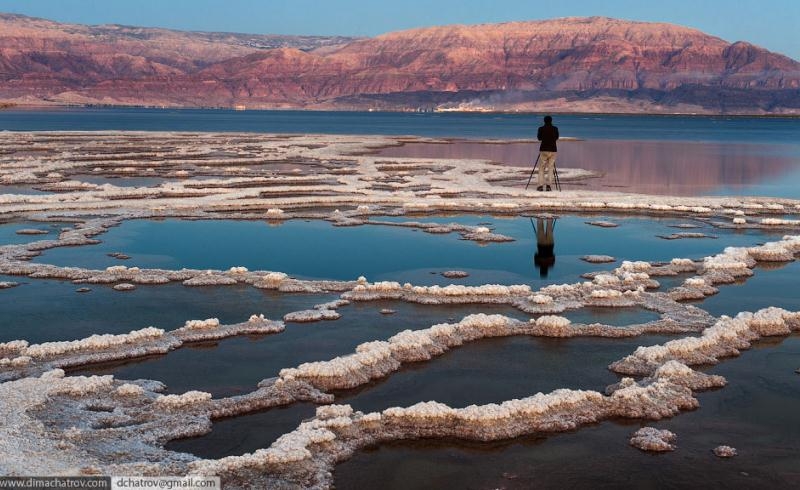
[554,165,561,191]
[525,154,541,190]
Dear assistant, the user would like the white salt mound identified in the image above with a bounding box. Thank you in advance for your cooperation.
[586,221,618,228]
[581,255,616,263]
[184,318,220,330]
[630,427,677,452]
[713,445,738,458]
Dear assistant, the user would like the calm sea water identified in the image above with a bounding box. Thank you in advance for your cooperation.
[1,108,799,143]
[377,139,800,197]
[30,217,782,285]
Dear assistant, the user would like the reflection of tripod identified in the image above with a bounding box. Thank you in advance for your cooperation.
[525,154,561,191]
[530,216,558,237]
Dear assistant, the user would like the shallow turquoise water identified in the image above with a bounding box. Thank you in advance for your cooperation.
[700,260,800,318]
[33,216,781,286]
[0,221,64,245]
[0,185,50,195]
[0,276,332,344]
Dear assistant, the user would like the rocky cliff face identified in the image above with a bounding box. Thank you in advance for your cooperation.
[1,14,798,113]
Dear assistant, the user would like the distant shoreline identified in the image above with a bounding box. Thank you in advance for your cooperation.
[1,102,799,119]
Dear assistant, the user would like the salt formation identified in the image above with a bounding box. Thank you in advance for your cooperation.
[191,362,721,486]
[0,317,284,381]
[24,327,166,358]
[266,208,285,219]
[15,228,49,235]
[667,237,800,302]
[183,272,238,286]
[115,383,145,397]
[155,391,213,409]
[338,254,717,318]
[581,255,616,263]
[586,221,618,227]
[365,219,515,242]
[0,366,331,476]
[713,445,738,457]
[0,281,18,289]
[283,299,348,323]
[629,427,677,452]
[183,318,221,330]
[762,218,800,226]
[657,232,717,240]
[611,307,800,376]
[274,311,713,393]
[441,270,469,278]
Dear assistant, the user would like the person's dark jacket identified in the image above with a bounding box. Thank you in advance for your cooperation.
[537,124,559,152]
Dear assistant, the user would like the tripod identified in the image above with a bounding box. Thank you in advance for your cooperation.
[525,154,561,191]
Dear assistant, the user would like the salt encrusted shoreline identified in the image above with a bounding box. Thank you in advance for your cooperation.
[2,132,800,487]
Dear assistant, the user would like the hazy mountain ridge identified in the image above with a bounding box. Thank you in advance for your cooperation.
[1,14,798,114]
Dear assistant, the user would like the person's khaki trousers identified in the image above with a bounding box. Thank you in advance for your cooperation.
[538,151,557,186]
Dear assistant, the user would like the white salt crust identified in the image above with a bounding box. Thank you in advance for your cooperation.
[0,317,283,381]
[611,307,800,376]
[629,427,677,452]
[155,390,213,409]
[183,318,221,330]
[713,445,738,457]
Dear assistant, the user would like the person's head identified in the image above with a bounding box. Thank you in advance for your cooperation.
[539,264,549,278]
[533,254,551,278]
[543,115,553,125]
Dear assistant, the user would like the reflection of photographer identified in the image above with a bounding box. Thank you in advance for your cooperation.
[533,217,556,278]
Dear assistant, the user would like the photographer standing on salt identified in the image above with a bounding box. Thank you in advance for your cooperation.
[536,115,559,191]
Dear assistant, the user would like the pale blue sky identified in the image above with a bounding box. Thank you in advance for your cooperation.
[1,0,798,59]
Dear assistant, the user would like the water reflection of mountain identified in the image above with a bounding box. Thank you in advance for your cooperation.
[378,140,800,196]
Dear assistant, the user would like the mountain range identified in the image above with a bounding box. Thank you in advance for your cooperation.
[1,13,798,114]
